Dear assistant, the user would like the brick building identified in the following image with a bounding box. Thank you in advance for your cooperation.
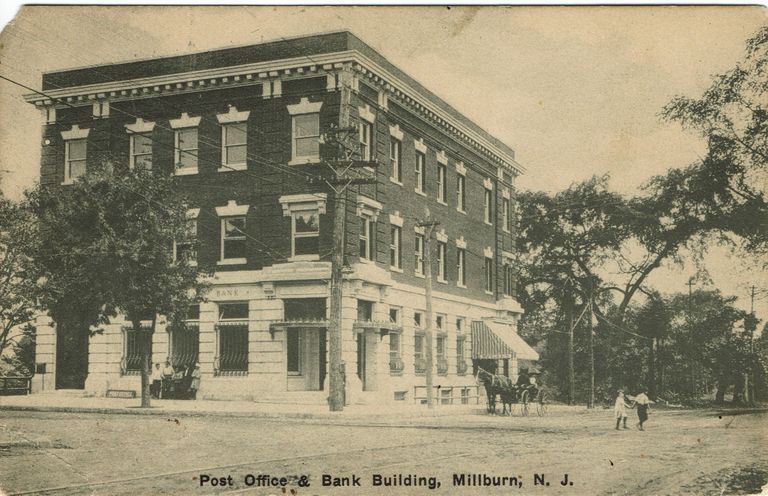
[26,32,538,403]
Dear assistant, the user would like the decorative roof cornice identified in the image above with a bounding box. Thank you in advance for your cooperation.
[25,49,524,174]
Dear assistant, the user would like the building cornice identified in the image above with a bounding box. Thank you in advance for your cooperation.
[25,49,525,175]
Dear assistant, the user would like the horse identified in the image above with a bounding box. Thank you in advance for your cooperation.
[476,367,519,415]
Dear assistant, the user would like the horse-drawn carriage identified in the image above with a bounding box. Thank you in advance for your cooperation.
[476,367,548,416]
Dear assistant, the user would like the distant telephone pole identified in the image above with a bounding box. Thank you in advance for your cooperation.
[417,217,439,409]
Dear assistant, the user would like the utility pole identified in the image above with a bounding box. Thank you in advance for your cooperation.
[323,74,377,411]
[587,294,595,409]
[417,217,439,409]
[564,277,575,405]
[687,278,696,397]
[746,285,757,404]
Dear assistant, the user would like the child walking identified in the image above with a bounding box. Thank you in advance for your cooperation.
[614,390,631,430]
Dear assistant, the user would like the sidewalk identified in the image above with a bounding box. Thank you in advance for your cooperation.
[0,392,490,422]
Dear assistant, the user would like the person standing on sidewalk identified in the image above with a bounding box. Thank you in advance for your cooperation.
[190,363,201,400]
[633,388,651,431]
[150,363,163,399]
[162,360,174,399]
[614,390,631,430]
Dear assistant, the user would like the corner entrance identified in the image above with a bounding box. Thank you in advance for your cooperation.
[286,327,327,391]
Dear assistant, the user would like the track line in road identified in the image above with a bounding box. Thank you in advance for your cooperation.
[6,440,439,496]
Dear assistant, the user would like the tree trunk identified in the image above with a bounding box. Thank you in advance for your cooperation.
[732,375,744,404]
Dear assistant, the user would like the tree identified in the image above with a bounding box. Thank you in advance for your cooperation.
[662,25,768,254]
[31,159,209,406]
[0,192,38,373]
[634,293,670,398]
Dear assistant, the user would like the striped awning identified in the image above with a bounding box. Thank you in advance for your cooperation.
[471,321,540,361]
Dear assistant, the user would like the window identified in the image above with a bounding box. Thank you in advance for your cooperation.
[436,335,448,375]
[504,263,515,296]
[390,225,402,269]
[390,138,402,183]
[436,315,444,331]
[456,317,465,334]
[503,198,511,232]
[484,187,493,224]
[437,163,447,203]
[484,257,494,293]
[123,325,152,374]
[174,218,198,265]
[222,123,247,167]
[221,217,246,262]
[389,331,403,373]
[170,305,200,369]
[64,139,87,183]
[175,127,199,172]
[359,121,372,161]
[359,216,374,261]
[457,248,466,287]
[130,133,153,169]
[415,152,426,194]
[292,113,320,161]
[457,175,466,212]
[456,335,467,375]
[389,307,400,324]
[437,241,447,282]
[414,333,425,373]
[216,303,249,374]
[414,311,423,329]
[415,233,425,276]
[293,210,320,258]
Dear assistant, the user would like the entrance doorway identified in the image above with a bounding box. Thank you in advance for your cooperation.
[286,328,326,391]
[55,324,88,389]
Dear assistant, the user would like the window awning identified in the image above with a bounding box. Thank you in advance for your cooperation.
[471,321,539,361]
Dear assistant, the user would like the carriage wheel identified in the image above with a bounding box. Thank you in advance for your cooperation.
[536,391,548,417]
[521,390,530,417]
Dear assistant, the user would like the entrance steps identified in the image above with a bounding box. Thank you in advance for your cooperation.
[252,391,328,406]
[40,389,89,397]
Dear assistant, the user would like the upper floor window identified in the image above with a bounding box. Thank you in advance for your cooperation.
[437,164,447,204]
[279,194,327,261]
[359,216,374,261]
[415,152,426,194]
[390,138,402,183]
[217,106,250,171]
[484,187,493,224]
[288,98,323,165]
[415,232,425,276]
[215,200,249,265]
[221,217,246,262]
[457,175,466,212]
[457,248,466,287]
[437,241,447,282]
[484,256,494,293]
[61,124,90,185]
[293,210,320,258]
[390,224,402,270]
[502,198,511,233]
[413,311,423,329]
[130,134,153,169]
[174,209,199,266]
[503,262,515,296]
[170,113,202,175]
[222,124,247,168]
[358,105,375,161]
[64,139,87,184]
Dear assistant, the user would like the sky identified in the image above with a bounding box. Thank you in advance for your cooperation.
[0,5,765,316]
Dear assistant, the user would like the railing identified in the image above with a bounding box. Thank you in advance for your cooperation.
[413,384,481,405]
[389,357,404,373]
[457,360,469,375]
[0,376,32,395]
[436,357,449,375]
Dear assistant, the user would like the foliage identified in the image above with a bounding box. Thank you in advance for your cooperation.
[0,192,38,372]
[30,158,209,405]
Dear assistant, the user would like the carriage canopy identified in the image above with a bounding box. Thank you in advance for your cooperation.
[471,321,539,361]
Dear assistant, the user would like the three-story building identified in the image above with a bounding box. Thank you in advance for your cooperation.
[27,32,538,403]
